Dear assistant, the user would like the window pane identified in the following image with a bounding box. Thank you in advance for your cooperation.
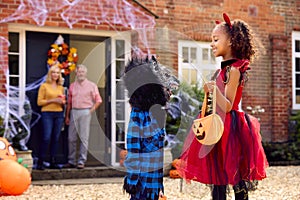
[202,48,209,61]
[9,55,19,75]
[9,77,19,86]
[296,74,300,87]
[296,58,300,71]
[190,69,197,84]
[182,68,189,83]
[191,47,197,64]
[116,123,125,141]
[296,90,300,104]
[9,32,19,53]
[116,80,125,100]
[210,49,216,63]
[116,102,125,120]
[116,40,125,59]
[182,47,188,63]
[116,60,125,79]
[296,40,300,52]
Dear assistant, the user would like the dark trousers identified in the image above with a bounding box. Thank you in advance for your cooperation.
[212,181,248,200]
[39,111,64,161]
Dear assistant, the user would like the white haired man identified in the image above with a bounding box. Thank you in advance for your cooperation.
[64,64,102,169]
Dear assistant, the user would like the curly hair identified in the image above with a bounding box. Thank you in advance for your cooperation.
[122,57,169,111]
[222,20,256,62]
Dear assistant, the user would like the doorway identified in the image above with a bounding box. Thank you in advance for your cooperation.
[25,31,110,166]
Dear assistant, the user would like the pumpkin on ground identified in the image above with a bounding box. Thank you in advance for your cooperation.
[169,169,181,179]
[0,159,31,196]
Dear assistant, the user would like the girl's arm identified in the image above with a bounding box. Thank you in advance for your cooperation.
[204,67,240,113]
[216,67,240,113]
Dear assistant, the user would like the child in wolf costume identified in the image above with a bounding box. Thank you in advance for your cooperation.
[122,56,178,200]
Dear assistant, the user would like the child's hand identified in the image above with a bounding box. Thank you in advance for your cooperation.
[203,81,216,93]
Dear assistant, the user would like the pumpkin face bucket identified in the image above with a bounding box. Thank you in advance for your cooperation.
[192,113,224,145]
[0,137,17,161]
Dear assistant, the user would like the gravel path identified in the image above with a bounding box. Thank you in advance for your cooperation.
[1,166,300,200]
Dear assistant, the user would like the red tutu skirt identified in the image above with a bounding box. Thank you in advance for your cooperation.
[176,110,269,185]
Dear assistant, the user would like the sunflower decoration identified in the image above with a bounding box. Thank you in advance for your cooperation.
[47,35,78,75]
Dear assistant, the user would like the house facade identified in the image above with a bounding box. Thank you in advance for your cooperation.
[0,0,299,167]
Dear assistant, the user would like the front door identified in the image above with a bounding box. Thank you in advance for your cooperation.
[26,31,70,163]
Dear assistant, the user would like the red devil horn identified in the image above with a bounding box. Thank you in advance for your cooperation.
[223,13,232,28]
[215,20,221,24]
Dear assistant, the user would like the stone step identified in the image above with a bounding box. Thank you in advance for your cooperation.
[31,166,126,181]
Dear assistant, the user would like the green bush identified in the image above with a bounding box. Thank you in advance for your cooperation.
[165,82,204,159]
[262,111,300,164]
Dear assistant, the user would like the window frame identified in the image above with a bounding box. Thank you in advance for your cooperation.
[8,29,26,115]
[178,40,220,87]
[292,31,300,109]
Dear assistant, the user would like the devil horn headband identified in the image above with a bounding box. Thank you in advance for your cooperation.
[215,13,232,28]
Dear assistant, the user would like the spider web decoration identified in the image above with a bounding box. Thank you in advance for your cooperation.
[0,0,156,29]
[0,0,213,165]
[0,0,156,141]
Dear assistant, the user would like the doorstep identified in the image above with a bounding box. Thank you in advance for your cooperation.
[31,166,126,181]
[32,177,124,185]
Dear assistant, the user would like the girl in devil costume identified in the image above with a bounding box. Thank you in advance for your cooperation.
[176,13,269,200]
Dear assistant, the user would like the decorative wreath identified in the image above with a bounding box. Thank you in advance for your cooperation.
[47,35,78,75]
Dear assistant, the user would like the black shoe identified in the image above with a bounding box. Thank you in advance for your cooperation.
[49,163,62,169]
[12,143,28,151]
[36,165,45,170]
[36,163,45,170]
[63,163,76,168]
[36,159,45,170]
[233,181,249,200]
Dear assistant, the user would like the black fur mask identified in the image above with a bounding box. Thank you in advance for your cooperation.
[122,56,178,111]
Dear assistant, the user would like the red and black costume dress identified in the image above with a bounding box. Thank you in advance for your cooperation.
[177,58,269,186]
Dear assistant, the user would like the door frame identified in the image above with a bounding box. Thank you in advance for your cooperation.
[8,24,131,166]
[110,33,131,166]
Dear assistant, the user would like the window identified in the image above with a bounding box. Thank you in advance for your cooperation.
[8,32,20,88]
[292,32,300,109]
[178,40,220,87]
[8,31,26,115]
[115,39,126,164]
[111,36,131,166]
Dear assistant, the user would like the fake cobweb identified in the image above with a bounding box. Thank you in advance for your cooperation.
[0,0,218,167]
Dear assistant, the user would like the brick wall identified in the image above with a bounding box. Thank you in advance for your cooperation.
[0,24,8,94]
[142,0,300,142]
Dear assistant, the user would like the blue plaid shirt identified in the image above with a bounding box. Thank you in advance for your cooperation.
[124,107,165,199]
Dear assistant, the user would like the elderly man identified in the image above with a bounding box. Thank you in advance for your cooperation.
[64,64,102,169]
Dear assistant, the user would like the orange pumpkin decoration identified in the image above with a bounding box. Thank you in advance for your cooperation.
[119,149,128,159]
[159,194,167,200]
[171,159,180,168]
[169,169,181,179]
[119,149,128,166]
[0,159,31,195]
[0,137,17,161]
